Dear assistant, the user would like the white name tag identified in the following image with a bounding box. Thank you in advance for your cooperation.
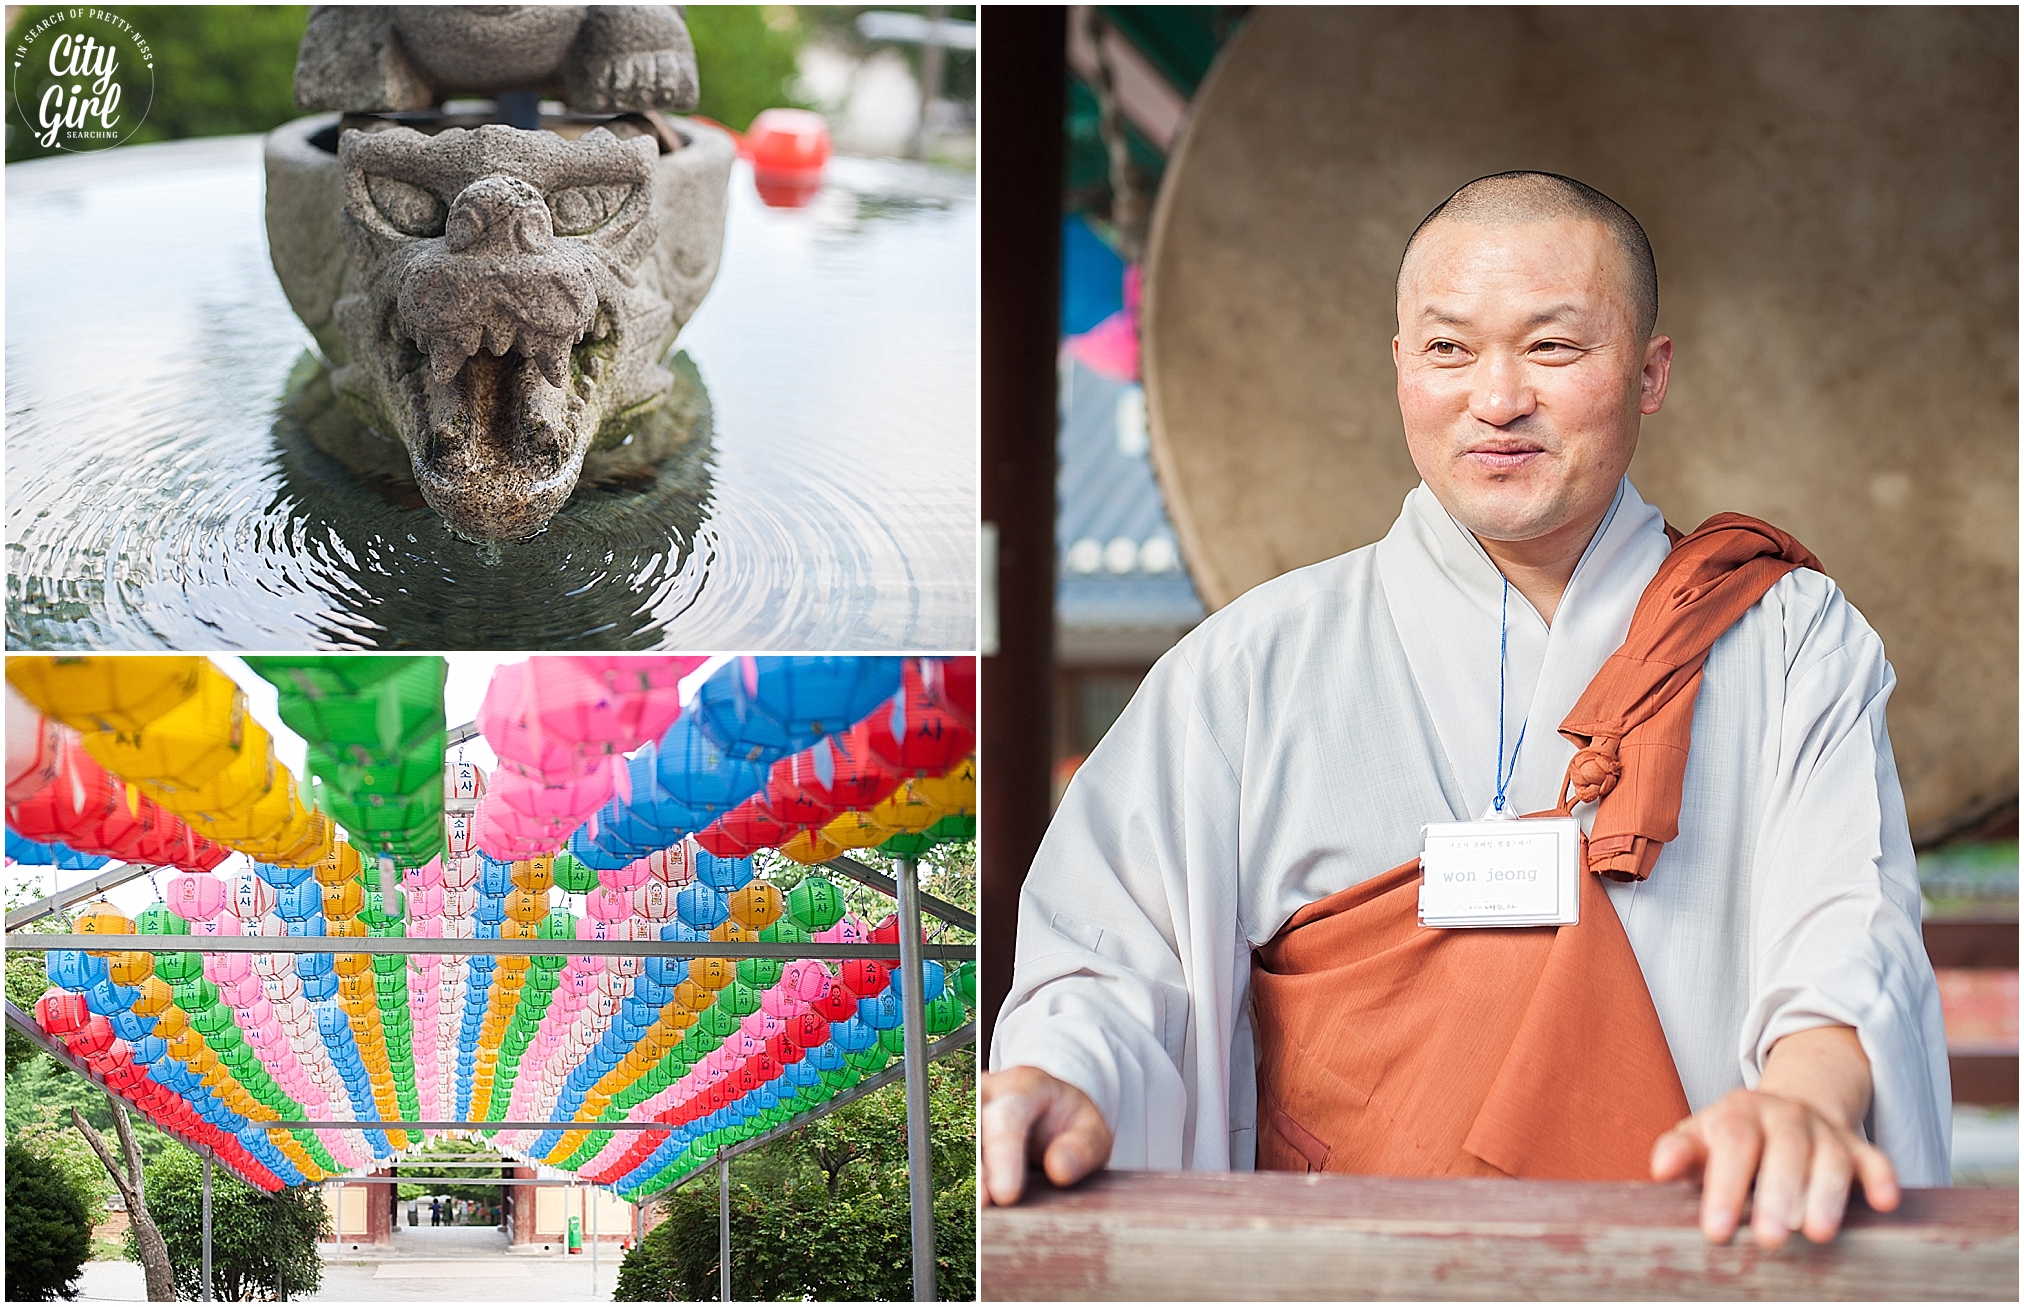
[1418,817,1582,928]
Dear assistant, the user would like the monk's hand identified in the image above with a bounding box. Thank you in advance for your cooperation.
[1650,1024,1899,1248]
[980,1065,1114,1206]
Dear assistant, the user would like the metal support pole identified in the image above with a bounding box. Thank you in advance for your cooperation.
[201,1150,214,1302]
[895,855,937,1301]
[718,1158,731,1302]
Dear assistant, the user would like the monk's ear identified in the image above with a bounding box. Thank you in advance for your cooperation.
[1639,335,1673,415]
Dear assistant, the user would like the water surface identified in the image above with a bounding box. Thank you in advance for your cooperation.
[7,135,976,650]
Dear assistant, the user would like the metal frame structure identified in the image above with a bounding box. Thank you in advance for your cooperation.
[8,846,973,1302]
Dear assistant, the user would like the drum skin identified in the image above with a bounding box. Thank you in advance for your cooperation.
[1142,6,2017,840]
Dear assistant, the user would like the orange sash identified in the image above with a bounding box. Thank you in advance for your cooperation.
[1251,515,1822,1179]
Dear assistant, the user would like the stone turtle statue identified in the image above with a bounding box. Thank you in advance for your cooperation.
[264,5,732,542]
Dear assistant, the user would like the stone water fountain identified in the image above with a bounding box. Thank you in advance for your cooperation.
[264,5,733,542]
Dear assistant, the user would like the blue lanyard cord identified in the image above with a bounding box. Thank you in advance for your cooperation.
[1494,575,1528,814]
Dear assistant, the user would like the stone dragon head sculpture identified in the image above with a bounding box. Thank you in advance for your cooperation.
[265,5,732,542]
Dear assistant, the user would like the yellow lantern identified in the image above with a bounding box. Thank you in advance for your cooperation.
[322,879,365,919]
[191,766,296,845]
[315,842,364,886]
[714,918,763,944]
[504,887,549,924]
[151,1006,190,1041]
[870,779,943,834]
[822,810,895,850]
[334,952,371,978]
[911,756,975,816]
[724,886,777,938]
[510,857,556,894]
[131,976,175,1017]
[689,957,734,990]
[108,951,154,986]
[73,901,133,957]
[79,664,249,793]
[148,717,277,817]
[6,656,204,736]
[778,828,845,866]
[671,980,713,1013]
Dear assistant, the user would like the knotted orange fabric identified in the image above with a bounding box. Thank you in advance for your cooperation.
[1251,514,1820,1180]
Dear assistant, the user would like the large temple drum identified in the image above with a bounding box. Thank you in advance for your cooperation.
[1142,7,2017,841]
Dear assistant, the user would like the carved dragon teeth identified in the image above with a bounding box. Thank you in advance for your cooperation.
[426,326,485,386]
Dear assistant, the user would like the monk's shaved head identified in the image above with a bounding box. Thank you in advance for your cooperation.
[1400,172,1659,339]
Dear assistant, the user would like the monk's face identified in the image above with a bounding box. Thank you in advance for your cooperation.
[1393,217,1670,550]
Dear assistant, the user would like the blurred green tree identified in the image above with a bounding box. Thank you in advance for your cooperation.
[688,6,812,131]
[6,1143,95,1301]
[6,6,309,163]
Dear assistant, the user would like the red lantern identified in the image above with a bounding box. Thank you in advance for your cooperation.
[756,771,836,828]
[788,1011,830,1049]
[36,990,90,1036]
[695,797,797,857]
[928,657,976,727]
[862,661,975,777]
[814,983,858,1023]
[840,958,891,997]
[63,1014,115,1060]
[765,1032,806,1065]
[768,730,903,814]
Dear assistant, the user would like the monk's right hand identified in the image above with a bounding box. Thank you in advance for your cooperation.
[980,1065,1114,1206]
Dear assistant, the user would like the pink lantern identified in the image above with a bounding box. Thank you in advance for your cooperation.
[491,764,614,823]
[407,884,445,918]
[537,656,705,755]
[780,959,832,1005]
[409,916,443,939]
[187,914,243,938]
[583,886,631,922]
[204,951,252,986]
[598,858,649,891]
[759,986,805,1020]
[477,661,606,783]
[218,971,264,1006]
[741,1010,784,1042]
[814,913,870,946]
[165,873,227,922]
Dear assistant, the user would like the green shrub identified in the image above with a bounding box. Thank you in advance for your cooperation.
[6,1143,95,1301]
[135,1147,329,1302]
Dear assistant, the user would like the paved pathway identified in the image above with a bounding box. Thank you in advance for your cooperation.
[73,1226,628,1302]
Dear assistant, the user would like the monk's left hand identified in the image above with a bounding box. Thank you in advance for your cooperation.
[1649,1024,1899,1248]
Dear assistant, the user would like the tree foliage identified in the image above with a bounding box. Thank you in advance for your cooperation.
[7,947,53,1078]
[686,6,812,132]
[135,1148,330,1302]
[615,1048,976,1301]
[7,1143,95,1301]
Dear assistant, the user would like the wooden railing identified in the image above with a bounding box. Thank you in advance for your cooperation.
[980,1170,2018,1300]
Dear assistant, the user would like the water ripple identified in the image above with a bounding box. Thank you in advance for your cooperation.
[6,137,976,651]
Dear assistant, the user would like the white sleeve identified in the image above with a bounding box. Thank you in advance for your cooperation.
[1744,573,1953,1185]
[988,640,1251,1171]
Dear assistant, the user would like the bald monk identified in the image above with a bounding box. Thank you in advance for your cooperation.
[984,172,1951,1248]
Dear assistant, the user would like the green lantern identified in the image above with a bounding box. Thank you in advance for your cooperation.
[786,878,845,932]
[717,982,761,1018]
[925,993,963,1035]
[955,960,976,1006]
[758,919,811,946]
[136,904,188,936]
[155,950,203,984]
[737,956,784,989]
[698,1007,739,1039]
[553,852,599,895]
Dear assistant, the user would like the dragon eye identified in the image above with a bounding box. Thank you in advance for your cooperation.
[366,175,447,237]
[548,185,632,237]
